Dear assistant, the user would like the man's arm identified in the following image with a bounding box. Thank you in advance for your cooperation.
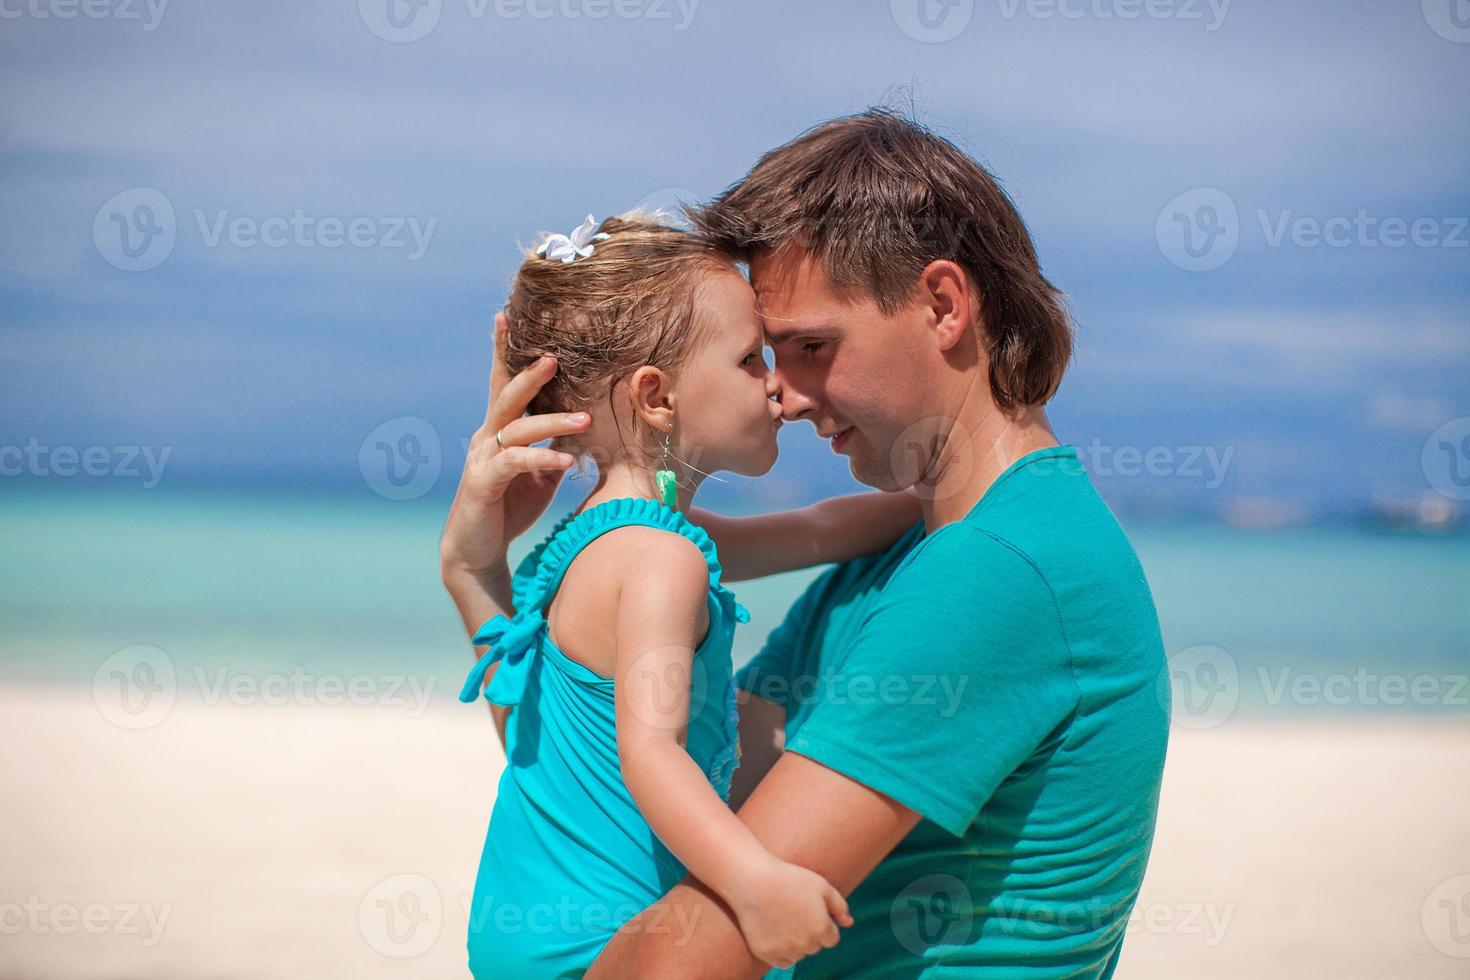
[687,491,920,582]
[727,691,785,811]
[586,751,922,979]
[441,563,515,745]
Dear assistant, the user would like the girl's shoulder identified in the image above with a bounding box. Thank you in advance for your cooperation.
[535,497,724,591]
[560,523,713,607]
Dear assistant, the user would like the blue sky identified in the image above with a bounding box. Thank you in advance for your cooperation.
[1,0,1467,516]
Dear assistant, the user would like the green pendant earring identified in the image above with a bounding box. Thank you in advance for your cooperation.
[655,426,678,510]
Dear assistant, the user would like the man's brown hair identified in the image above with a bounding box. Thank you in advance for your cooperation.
[688,109,1072,410]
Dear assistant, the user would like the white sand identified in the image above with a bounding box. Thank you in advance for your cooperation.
[2,686,1466,978]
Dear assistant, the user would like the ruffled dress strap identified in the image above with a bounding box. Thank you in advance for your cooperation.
[458,497,749,707]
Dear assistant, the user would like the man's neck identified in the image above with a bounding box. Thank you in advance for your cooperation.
[916,384,1060,533]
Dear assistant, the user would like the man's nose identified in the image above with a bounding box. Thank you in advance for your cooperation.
[772,368,818,422]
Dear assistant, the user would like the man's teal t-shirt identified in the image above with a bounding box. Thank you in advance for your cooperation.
[737,445,1169,978]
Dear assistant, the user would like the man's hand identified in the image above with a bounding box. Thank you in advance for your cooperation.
[439,312,592,592]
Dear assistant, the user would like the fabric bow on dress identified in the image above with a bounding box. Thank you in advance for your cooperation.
[457,610,549,706]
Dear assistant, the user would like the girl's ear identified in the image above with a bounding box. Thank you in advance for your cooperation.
[627,366,675,432]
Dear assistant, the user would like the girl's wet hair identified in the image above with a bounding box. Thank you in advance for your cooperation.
[502,213,734,441]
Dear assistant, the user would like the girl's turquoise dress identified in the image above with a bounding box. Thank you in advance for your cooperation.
[457,497,750,979]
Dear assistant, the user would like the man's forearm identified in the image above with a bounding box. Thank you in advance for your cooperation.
[587,878,765,980]
[442,558,514,638]
[442,560,515,744]
[587,753,921,978]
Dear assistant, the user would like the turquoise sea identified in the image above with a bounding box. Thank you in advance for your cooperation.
[2,488,1466,717]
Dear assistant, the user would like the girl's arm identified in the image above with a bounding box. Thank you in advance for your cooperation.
[612,531,850,970]
[687,490,922,582]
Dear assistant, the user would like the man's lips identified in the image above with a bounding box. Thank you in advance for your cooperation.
[829,426,854,451]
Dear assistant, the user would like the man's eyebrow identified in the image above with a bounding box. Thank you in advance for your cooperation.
[760,319,833,343]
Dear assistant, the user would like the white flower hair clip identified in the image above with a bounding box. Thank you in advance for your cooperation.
[535,214,610,264]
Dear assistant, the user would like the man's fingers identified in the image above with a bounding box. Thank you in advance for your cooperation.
[485,312,513,427]
[493,446,574,479]
[498,411,590,449]
[490,355,559,432]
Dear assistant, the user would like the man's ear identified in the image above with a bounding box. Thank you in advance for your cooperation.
[627,366,675,432]
[919,259,976,353]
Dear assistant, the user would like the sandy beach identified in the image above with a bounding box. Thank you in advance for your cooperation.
[2,685,1465,979]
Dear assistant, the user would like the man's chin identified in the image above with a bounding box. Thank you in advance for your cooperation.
[848,452,908,493]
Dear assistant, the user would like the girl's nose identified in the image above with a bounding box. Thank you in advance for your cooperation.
[764,366,782,400]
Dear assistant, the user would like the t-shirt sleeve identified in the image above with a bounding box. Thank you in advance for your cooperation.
[735,567,837,707]
[783,526,1080,836]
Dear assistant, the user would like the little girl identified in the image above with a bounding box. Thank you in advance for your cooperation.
[449,213,919,978]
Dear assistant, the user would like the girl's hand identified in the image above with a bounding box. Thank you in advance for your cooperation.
[728,856,853,969]
[439,313,592,584]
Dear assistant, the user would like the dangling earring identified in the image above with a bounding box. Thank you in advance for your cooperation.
[655,425,678,510]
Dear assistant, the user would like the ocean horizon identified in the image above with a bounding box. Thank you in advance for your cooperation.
[3,485,1466,720]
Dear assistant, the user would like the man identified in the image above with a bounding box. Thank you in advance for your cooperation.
[446,109,1169,978]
